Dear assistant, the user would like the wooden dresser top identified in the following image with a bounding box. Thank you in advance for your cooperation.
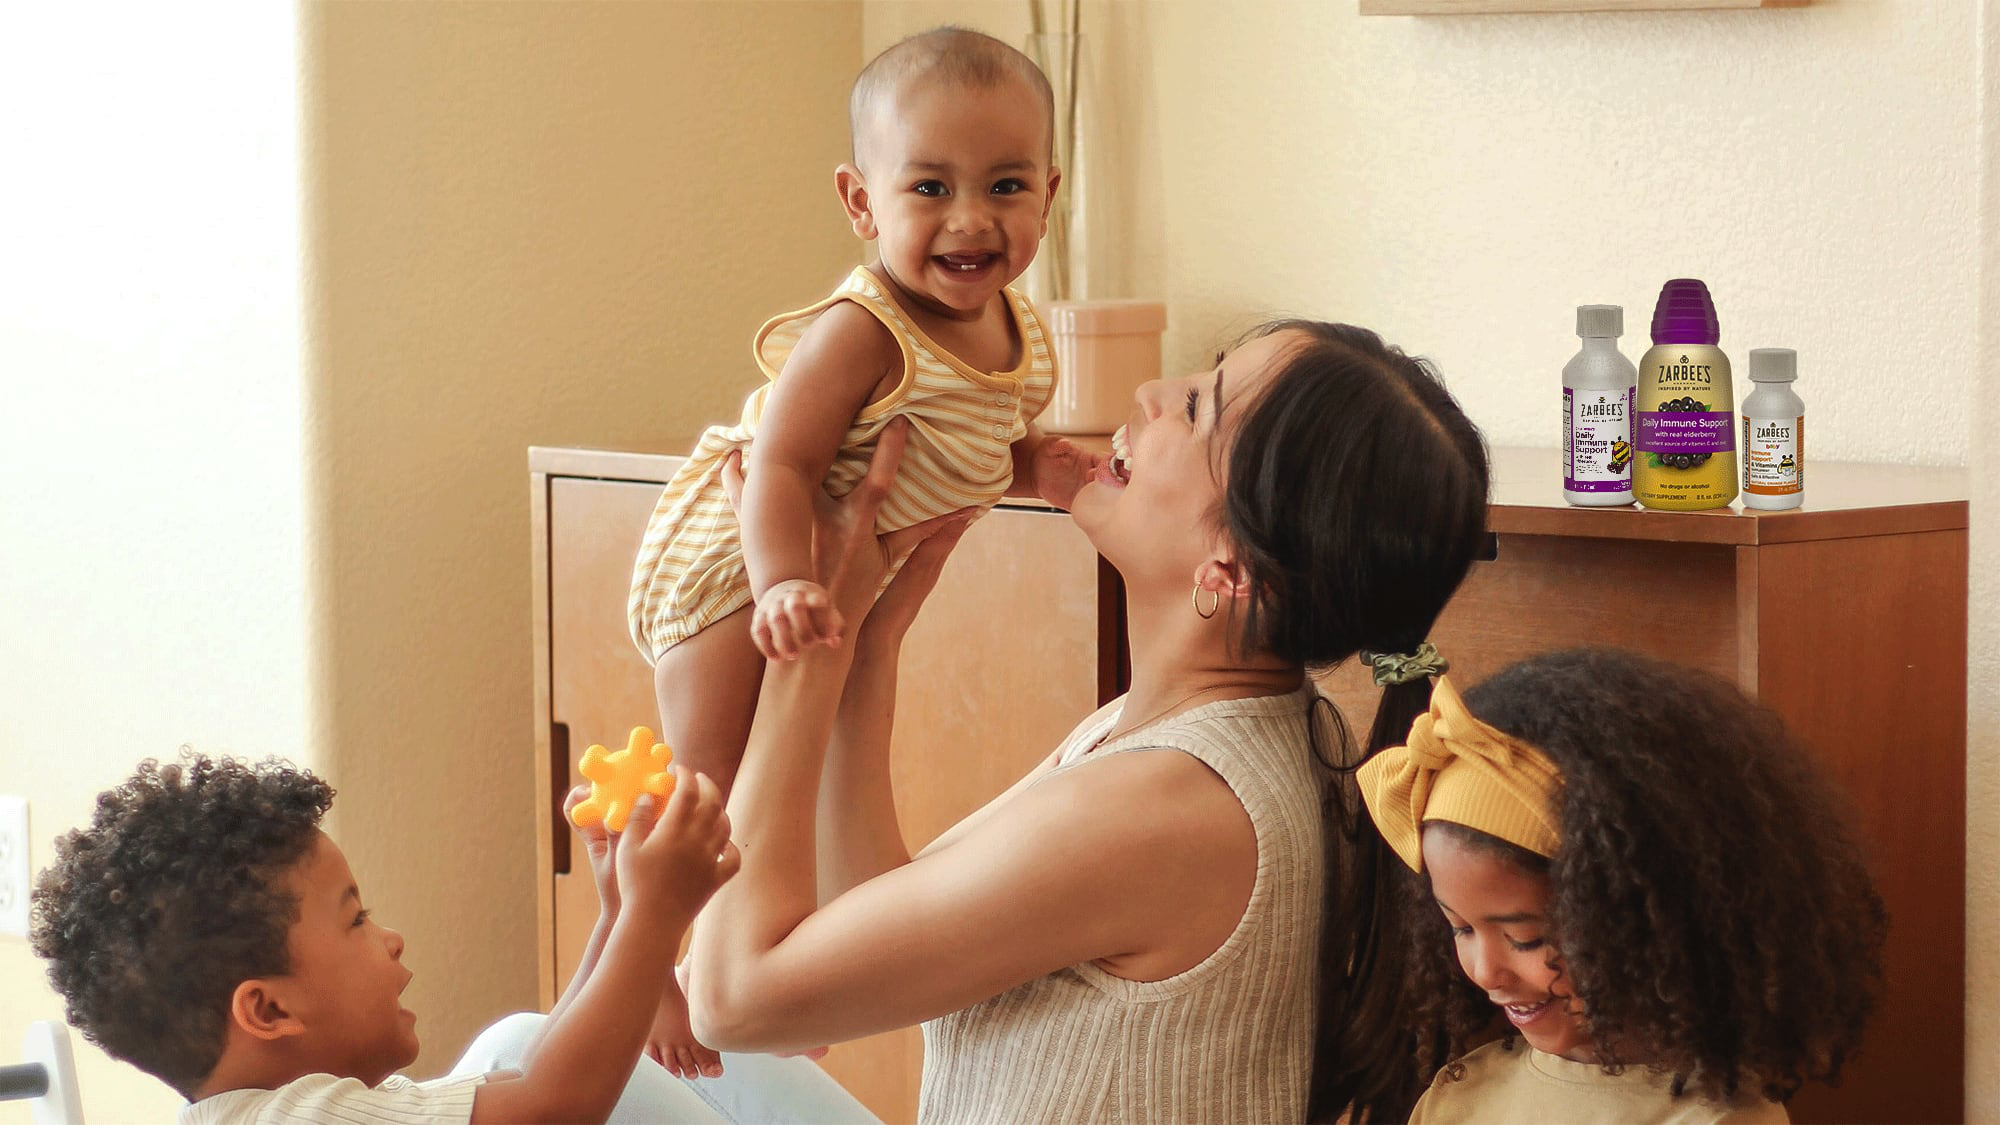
[532,444,1967,547]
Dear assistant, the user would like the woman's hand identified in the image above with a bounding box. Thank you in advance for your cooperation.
[719,418,973,642]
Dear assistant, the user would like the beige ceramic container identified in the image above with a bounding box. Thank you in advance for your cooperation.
[1040,299,1167,434]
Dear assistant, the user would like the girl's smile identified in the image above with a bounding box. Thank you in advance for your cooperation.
[1421,824,1595,1063]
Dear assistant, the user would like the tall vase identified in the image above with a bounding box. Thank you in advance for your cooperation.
[1024,30,1085,307]
[1025,26,1165,435]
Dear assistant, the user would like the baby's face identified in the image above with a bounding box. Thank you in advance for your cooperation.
[849,74,1058,321]
[1421,825,1594,1063]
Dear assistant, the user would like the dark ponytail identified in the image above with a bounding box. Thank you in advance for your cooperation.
[1219,321,1489,1122]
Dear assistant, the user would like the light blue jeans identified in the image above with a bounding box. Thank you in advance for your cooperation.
[451,1012,882,1125]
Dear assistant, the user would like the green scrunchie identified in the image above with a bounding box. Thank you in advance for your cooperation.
[1362,642,1449,687]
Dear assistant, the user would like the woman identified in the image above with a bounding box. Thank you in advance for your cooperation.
[688,321,1491,1122]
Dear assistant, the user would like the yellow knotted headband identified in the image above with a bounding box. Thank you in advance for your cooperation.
[1355,675,1563,871]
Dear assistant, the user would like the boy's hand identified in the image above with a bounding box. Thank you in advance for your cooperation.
[1027,434,1106,511]
[562,783,619,915]
[617,767,741,928]
[752,578,845,661]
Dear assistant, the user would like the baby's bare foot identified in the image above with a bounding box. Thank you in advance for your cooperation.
[648,978,723,1079]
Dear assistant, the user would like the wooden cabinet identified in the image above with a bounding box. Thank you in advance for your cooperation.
[530,447,1122,1123]
[1318,449,1968,1125]
[532,445,1966,1123]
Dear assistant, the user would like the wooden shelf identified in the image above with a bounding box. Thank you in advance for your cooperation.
[1486,446,1967,544]
[1362,0,1807,13]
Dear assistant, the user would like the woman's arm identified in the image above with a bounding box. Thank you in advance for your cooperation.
[816,632,913,901]
[693,725,1255,1052]
[689,431,1257,1054]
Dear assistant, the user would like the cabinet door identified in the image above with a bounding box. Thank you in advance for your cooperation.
[816,504,1115,1123]
[542,484,1114,1124]
[546,477,668,991]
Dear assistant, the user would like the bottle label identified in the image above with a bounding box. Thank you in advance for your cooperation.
[1564,387,1634,492]
[1742,415,1803,495]
[1636,409,1734,454]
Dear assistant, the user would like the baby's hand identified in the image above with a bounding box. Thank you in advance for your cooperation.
[562,783,619,914]
[1029,435,1106,511]
[618,767,740,928]
[752,578,845,660]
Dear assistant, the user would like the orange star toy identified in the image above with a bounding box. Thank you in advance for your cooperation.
[570,726,676,833]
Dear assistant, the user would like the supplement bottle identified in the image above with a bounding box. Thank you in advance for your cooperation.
[1634,278,1737,510]
[1562,304,1636,506]
[1740,347,1804,511]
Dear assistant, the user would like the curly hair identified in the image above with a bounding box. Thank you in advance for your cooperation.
[28,752,334,1097]
[1396,648,1886,1105]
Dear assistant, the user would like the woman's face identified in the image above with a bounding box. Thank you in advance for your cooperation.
[1421,825,1593,1063]
[1068,328,1304,584]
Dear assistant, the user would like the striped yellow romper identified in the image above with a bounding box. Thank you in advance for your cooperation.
[627,265,1057,662]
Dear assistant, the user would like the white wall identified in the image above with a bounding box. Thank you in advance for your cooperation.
[0,4,305,1122]
[871,1,1974,465]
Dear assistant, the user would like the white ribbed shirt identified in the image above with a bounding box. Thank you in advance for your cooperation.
[180,1073,486,1125]
[920,687,1330,1124]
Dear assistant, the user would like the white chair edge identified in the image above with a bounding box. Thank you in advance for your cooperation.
[21,1021,83,1125]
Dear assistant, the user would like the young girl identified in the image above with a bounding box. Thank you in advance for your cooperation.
[624,28,1089,1078]
[1357,648,1886,1123]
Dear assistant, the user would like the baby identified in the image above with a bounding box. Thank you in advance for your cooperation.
[626,26,1096,1077]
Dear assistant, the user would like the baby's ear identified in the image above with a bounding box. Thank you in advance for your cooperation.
[835,164,879,241]
[230,979,304,1042]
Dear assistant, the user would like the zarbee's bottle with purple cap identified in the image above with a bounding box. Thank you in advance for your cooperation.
[1633,278,1738,510]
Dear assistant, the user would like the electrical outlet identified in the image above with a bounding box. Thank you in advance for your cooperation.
[0,795,29,939]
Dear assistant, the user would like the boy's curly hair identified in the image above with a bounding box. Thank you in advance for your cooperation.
[1399,648,1886,1105]
[29,752,334,1098]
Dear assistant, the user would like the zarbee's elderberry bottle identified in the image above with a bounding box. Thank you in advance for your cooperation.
[1634,279,1737,510]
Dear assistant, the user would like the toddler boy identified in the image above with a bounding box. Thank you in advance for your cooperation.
[28,753,741,1124]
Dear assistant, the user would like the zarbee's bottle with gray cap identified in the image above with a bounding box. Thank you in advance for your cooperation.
[1740,347,1804,511]
[1562,304,1636,507]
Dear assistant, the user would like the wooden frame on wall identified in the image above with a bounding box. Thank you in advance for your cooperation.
[1362,0,1807,14]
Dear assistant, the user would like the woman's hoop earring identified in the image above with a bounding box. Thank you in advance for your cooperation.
[1192,584,1221,620]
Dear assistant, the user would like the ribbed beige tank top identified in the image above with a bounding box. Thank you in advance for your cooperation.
[919,686,1331,1124]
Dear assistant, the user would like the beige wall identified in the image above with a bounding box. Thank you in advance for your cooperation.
[874,1,1976,464]
[1971,3,1998,1116]
[302,0,860,1079]
[0,3,305,1121]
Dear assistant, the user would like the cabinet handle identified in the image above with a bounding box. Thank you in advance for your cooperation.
[550,721,571,875]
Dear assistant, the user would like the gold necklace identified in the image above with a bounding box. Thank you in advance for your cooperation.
[1097,684,1235,747]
